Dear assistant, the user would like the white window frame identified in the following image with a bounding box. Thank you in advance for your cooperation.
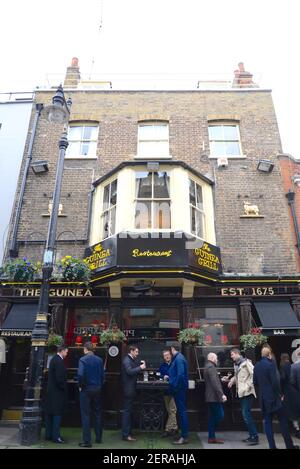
[188,178,206,240]
[134,171,172,231]
[136,121,171,159]
[66,122,98,159]
[208,122,244,159]
[101,179,118,239]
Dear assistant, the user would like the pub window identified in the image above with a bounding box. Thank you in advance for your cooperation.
[66,122,98,158]
[188,307,239,369]
[123,307,179,342]
[189,178,205,239]
[137,121,170,158]
[135,171,171,230]
[102,179,118,239]
[208,123,242,157]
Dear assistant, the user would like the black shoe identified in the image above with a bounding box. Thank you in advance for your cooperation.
[242,437,252,443]
[247,437,259,446]
[53,438,66,444]
[79,442,92,448]
[292,445,300,449]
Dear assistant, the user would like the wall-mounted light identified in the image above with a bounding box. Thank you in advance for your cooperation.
[257,159,274,173]
[31,160,49,174]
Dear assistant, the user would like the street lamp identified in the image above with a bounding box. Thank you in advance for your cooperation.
[19,85,71,446]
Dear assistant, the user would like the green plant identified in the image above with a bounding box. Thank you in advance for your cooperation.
[57,255,91,282]
[178,327,205,345]
[2,257,41,281]
[99,327,126,345]
[239,328,268,351]
[47,333,64,349]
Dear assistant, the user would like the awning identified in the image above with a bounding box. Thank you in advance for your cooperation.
[254,301,300,336]
[0,303,38,337]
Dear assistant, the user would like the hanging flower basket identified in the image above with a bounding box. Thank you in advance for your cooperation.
[57,256,91,282]
[2,258,41,282]
[99,327,126,345]
[46,333,64,352]
[178,327,205,345]
[239,328,268,351]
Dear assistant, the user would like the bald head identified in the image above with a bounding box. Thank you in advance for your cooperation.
[207,353,218,365]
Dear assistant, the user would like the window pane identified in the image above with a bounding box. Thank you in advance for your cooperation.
[68,126,82,140]
[153,201,171,229]
[86,141,97,157]
[210,141,226,156]
[139,141,169,157]
[189,179,196,206]
[195,210,204,238]
[190,206,196,234]
[223,125,238,140]
[110,206,116,235]
[196,184,203,210]
[153,172,170,198]
[81,143,90,156]
[102,211,109,239]
[103,185,110,211]
[82,126,93,140]
[109,180,118,206]
[208,126,223,140]
[135,201,151,229]
[136,172,152,198]
[139,123,168,140]
[66,142,81,157]
[225,142,240,156]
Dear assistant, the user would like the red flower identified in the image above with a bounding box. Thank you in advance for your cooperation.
[91,335,98,344]
[75,335,83,345]
[221,335,228,345]
[205,335,213,344]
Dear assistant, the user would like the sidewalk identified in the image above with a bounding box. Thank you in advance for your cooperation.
[0,425,298,449]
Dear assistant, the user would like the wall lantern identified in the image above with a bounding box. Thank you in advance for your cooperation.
[31,160,49,174]
[257,159,274,173]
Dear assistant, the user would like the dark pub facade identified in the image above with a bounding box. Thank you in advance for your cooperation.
[1,60,300,432]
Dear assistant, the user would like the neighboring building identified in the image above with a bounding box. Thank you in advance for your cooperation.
[1,60,300,428]
[0,93,34,264]
[278,153,300,270]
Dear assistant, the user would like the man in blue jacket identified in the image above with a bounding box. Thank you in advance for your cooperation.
[254,346,298,450]
[168,345,189,444]
[78,342,104,447]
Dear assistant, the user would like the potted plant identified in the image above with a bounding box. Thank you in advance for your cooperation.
[2,257,41,282]
[239,328,268,352]
[99,325,126,345]
[57,255,91,282]
[47,333,64,351]
[178,327,205,345]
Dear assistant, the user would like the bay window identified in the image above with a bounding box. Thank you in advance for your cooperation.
[102,179,117,239]
[189,179,205,239]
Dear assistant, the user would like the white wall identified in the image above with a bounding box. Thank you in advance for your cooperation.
[0,99,33,263]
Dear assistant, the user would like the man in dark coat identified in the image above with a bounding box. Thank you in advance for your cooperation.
[169,345,189,445]
[291,358,300,393]
[78,342,105,447]
[254,346,298,450]
[204,352,227,444]
[44,345,68,443]
[121,345,146,441]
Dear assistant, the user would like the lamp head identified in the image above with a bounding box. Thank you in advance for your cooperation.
[42,85,70,124]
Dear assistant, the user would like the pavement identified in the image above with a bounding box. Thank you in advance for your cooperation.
[0,424,299,449]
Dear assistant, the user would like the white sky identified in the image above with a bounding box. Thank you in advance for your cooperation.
[1,0,299,157]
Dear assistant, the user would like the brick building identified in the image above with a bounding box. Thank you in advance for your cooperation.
[1,60,300,430]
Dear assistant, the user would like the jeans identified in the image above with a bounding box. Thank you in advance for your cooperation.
[173,390,189,438]
[264,406,294,449]
[79,386,102,444]
[240,395,258,439]
[45,414,62,442]
[208,403,224,439]
[122,396,134,438]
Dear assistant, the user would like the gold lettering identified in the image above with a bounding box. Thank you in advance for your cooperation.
[221,288,228,296]
[26,289,35,297]
[67,289,76,297]
[18,288,26,297]
[131,249,173,258]
[84,289,92,297]
[76,289,83,297]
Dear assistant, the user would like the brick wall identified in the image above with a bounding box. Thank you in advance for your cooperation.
[6,88,298,274]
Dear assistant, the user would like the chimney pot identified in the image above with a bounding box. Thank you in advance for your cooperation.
[71,57,79,67]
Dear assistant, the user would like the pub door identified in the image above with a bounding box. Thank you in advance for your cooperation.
[0,338,31,421]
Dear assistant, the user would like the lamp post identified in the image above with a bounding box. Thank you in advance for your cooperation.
[19,85,71,446]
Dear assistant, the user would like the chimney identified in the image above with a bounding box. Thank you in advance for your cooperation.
[232,62,257,88]
[63,57,81,89]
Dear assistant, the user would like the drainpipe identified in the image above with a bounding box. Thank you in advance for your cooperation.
[9,103,43,258]
[286,190,300,257]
